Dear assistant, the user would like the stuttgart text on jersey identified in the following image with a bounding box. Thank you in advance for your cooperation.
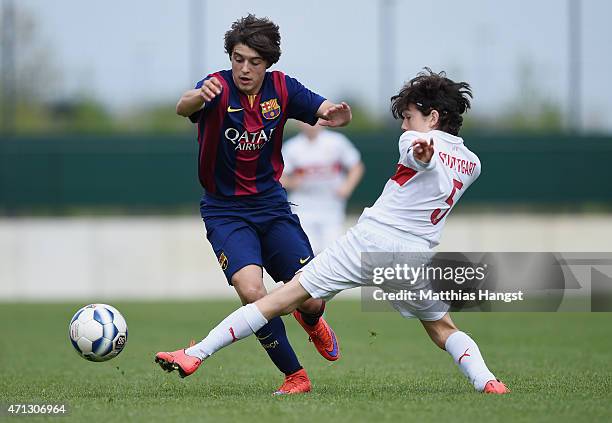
[438,152,477,176]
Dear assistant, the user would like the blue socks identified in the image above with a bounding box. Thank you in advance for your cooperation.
[255,316,302,375]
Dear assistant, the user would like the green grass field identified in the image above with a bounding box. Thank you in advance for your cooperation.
[1,301,611,422]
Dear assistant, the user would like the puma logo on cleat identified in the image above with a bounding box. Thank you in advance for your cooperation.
[458,348,471,364]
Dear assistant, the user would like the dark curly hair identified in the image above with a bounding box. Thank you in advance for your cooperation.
[391,68,473,135]
[224,14,281,67]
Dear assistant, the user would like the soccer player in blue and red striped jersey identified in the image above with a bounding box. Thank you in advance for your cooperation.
[157,68,510,395]
[155,15,351,395]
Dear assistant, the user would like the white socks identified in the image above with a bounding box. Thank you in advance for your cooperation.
[184,306,497,392]
[185,303,268,360]
[445,331,496,392]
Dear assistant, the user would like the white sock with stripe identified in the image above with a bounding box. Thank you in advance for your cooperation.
[445,331,496,392]
[185,303,268,360]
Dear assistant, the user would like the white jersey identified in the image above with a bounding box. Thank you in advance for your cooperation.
[283,129,361,217]
[359,130,481,247]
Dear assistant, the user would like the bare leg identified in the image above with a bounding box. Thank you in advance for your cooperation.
[420,313,458,349]
[232,264,321,315]
[230,265,303,376]
[182,273,312,360]
[232,265,267,304]
[257,274,313,320]
[421,313,500,392]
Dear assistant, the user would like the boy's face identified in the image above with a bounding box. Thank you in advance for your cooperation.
[231,43,268,95]
[400,103,438,132]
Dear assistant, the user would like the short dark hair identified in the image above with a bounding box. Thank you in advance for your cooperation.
[391,68,473,135]
[224,14,281,67]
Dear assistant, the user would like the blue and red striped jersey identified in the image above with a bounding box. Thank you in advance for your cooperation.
[189,69,325,199]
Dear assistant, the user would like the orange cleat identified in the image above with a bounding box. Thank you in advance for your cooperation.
[483,379,510,394]
[293,311,340,361]
[273,368,312,395]
[155,348,202,378]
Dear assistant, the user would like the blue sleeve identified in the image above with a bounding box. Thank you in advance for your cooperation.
[188,75,221,123]
[285,76,326,125]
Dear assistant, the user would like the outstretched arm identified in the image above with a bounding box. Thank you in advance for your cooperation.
[176,77,223,117]
[316,100,352,127]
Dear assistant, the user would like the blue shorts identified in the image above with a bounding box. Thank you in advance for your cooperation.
[200,191,314,284]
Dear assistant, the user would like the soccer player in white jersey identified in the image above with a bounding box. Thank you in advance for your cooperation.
[155,69,509,395]
[281,123,364,254]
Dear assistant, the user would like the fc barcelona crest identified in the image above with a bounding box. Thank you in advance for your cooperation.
[261,98,281,120]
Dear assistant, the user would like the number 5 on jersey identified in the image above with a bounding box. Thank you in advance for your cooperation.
[430,178,463,225]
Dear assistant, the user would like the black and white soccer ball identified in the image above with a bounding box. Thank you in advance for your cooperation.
[69,304,128,362]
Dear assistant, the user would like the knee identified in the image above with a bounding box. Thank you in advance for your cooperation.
[239,287,266,304]
[233,277,267,304]
[297,298,323,315]
[278,301,299,316]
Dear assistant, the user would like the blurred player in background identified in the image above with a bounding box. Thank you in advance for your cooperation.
[281,122,364,254]
[156,15,351,395]
[156,69,509,395]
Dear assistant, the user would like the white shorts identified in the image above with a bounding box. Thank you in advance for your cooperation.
[299,219,448,321]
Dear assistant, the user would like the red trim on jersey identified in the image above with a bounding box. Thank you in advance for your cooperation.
[271,71,289,181]
[199,72,229,194]
[390,164,417,186]
[234,93,263,195]
[239,93,262,132]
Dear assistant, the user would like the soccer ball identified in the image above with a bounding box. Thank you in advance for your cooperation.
[69,304,128,362]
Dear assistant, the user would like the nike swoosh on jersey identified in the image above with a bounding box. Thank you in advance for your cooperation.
[227,106,243,113]
[299,256,311,265]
